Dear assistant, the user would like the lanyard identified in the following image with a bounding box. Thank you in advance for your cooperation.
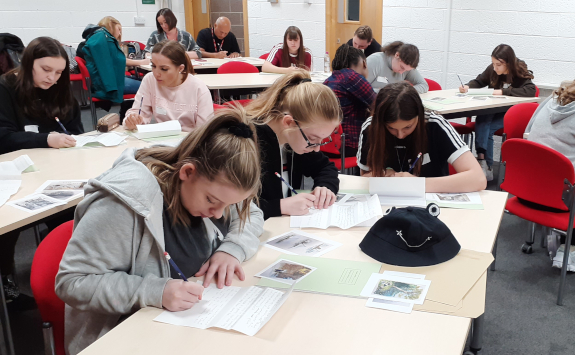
[211,28,224,52]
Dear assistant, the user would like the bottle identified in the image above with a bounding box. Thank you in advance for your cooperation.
[324,51,330,73]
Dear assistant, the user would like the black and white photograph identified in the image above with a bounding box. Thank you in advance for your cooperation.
[264,231,342,257]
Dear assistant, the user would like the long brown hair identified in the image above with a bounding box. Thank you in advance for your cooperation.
[381,41,420,68]
[4,37,74,123]
[555,79,575,106]
[246,71,341,129]
[152,40,195,75]
[135,106,261,227]
[367,82,427,177]
[281,26,307,69]
[490,44,534,88]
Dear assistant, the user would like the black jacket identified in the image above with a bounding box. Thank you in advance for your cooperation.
[467,63,536,97]
[0,76,84,154]
[256,124,339,220]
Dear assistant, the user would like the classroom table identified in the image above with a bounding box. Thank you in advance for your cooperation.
[77,175,508,355]
[420,89,541,120]
[139,57,266,74]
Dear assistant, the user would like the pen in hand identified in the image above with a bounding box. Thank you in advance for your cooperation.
[408,153,422,174]
[54,117,70,135]
[164,252,188,282]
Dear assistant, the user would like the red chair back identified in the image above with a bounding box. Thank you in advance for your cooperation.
[425,78,442,91]
[75,57,90,90]
[259,53,269,60]
[503,102,539,140]
[535,85,540,97]
[320,125,343,156]
[501,139,575,211]
[213,103,226,111]
[217,62,259,74]
[30,220,74,355]
[224,99,253,107]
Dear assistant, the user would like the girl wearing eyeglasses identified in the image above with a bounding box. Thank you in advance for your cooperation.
[246,71,342,219]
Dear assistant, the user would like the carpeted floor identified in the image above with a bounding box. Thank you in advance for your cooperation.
[5,109,575,355]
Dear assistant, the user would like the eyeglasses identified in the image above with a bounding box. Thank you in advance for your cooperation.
[293,120,333,148]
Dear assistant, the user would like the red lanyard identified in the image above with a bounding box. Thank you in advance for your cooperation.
[212,28,224,52]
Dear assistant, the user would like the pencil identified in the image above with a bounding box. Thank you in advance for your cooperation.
[138,96,144,116]
[275,172,299,196]
[456,74,465,88]
[163,252,188,282]
[408,153,423,173]
[54,117,70,135]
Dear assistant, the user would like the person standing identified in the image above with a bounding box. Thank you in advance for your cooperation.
[196,17,241,59]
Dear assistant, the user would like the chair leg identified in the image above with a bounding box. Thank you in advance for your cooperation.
[42,322,56,355]
[490,236,498,271]
[34,225,42,246]
[521,221,536,254]
[541,226,549,248]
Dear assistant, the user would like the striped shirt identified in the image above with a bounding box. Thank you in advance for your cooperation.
[144,28,202,58]
[357,112,469,177]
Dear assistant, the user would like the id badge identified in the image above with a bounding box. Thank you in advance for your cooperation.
[156,106,167,115]
[377,76,389,84]
[422,153,431,165]
[24,125,39,133]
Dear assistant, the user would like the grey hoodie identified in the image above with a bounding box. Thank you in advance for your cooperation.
[366,52,429,93]
[55,148,264,355]
[526,95,575,166]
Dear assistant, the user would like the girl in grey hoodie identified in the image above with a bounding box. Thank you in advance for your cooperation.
[527,80,575,166]
[56,107,264,355]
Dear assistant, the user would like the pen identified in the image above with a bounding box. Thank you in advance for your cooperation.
[408,153,422,173]
[163,252,188,281]
[55,117,70,135]
[275,172,299,196]
[138,96,144,116]
[456,74,465,88]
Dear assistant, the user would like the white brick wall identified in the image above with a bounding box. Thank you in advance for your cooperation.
[383,0,575,89]
[247,0,326,72]
[0,0,186,48]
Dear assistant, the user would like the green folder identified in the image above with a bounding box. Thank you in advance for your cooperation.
[257,255,382,298]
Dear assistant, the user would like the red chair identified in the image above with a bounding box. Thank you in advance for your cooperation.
[493,86,540,136]
[320,125,358,174]
[76,57,136,128]
[499,139,575,305]
[30,220,74,355]
[259,53,269,60]
[424,78,442,91]
[223,99,252,107]
[213,103,226,111]
[217,62,259,74]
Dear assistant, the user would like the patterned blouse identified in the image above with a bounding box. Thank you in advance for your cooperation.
[144,28,202,58]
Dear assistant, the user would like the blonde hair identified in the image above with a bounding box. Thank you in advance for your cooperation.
[98,16,122,42]
[135,106,261,227]
[246,71,342,128]
[554,80,575,106]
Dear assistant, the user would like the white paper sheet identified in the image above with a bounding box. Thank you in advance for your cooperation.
[7,194,66,213]
[133,120,182,139]
[290,194,383,229]
[360,273,431,305]
[467,88,494,95]
[153,284,292,336]
[365,271,426,313]
[0,155,34,179]
[263,230,342,257]
[369,177,426,207]
[71,133,127,147]
[426,192,483,205]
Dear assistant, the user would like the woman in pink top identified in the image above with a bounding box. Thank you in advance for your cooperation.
[124,40,213,132]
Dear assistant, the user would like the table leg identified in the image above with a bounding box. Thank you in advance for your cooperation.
[470,314,484,353]
[0,271,16,355]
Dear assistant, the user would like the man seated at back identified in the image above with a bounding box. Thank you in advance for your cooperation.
[196,17,241,59]
[346,26,381,58]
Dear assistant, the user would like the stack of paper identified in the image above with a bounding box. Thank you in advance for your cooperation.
[132,120,182,139]
[154,283,292,336]
[369,177,426,207]
[6,179,87,213]
[69,132,127,148]
[0,155,34,207]
[290,194,383,229]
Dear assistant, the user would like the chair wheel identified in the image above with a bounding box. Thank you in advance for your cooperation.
[521,244,533,254]
[463,351,477,355]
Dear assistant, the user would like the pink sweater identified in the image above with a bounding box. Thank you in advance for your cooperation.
[125,73,214,132]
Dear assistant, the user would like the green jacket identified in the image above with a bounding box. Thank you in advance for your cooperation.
[82,26,126,103]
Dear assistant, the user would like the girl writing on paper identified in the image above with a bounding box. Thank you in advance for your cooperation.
[366,41,429,94]
[246,71,341,219]
[357,82,486,193]
[123,40,214,132]
[459,44,536,181]
[56,107,264,355]
[262,26,313,74]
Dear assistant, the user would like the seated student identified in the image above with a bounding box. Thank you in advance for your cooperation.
[357,82,486,193]
[527,80,575,165]
[144,8,202,59]
[459,44,535,181]
[196,17,241,59]
[366,41,429,94]
[56,108,264,355]
[346,25,381,58]
[245,71,341,219]
[0,36,83,304]
[262,26,313,74]
[123,40,213,132]
[324,44,375,158]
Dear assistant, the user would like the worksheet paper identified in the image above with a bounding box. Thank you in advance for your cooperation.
[35,180,88,202]
[153,283,292,336]
[368,177,426,207]
[0,155,34,207]
[70,132,127,147]
[290,194,383,229]
[467,88,494,95]
[132,120,182,139]
[365,271,426,314]
[426,192,484,210]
